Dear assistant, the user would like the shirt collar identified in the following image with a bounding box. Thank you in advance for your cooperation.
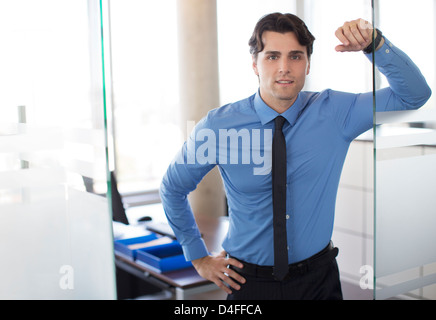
[253,89,306,127]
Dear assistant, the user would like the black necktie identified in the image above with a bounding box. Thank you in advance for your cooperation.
[272,116,288,281]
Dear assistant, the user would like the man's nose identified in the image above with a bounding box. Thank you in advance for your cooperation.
[278,58,291,74]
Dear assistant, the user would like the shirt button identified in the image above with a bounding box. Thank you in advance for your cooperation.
[385,49,390,54]
[286,214,290,220]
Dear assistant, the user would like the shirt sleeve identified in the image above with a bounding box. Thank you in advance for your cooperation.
[332,36,432,141]
[367,36,432,112]
[159,116,216,261]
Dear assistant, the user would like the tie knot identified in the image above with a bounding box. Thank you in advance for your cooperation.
[275,116,286,131]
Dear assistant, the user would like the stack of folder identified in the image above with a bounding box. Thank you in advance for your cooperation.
[114,233,192,273]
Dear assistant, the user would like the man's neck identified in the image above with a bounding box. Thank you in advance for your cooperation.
[261,94,298,114]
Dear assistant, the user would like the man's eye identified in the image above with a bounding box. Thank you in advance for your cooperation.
[290,55,301,60]
[268,55,278,60]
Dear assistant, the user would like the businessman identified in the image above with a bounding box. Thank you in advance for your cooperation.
[159,13,431,300]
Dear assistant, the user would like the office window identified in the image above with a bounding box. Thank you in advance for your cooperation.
[376,0,435,112]
[302,0,373,93]
[217,0,297,105]
[109,0,182,193]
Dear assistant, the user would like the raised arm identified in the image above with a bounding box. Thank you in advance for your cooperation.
[335,18,431,111]
[330,19,431,140]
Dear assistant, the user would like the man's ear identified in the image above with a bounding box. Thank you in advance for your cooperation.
[306,59,311,75]
[252,55,259,76]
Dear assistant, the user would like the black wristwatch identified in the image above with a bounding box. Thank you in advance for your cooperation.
[363,28,383,54]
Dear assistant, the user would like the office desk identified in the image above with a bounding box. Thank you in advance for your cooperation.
[114,214,229,300]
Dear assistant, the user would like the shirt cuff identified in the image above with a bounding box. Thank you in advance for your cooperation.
[364,36,394,64]
[182,237,209,261]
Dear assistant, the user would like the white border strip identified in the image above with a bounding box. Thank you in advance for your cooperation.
[375,109,436,125]
[375,130,436,149]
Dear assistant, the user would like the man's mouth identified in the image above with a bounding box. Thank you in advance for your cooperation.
[276,80,294,84]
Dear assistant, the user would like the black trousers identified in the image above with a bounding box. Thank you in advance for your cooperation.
[227,246,343,300]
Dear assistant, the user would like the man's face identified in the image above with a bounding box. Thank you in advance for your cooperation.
[252,31,310,112]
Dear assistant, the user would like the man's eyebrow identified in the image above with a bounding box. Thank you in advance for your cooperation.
[289,50,305,55]
[264,50,281,55]
[264,50,306,55]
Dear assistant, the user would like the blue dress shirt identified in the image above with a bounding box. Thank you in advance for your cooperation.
[159,37,431,266]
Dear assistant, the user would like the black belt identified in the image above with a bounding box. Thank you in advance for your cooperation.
[228,241,339,281]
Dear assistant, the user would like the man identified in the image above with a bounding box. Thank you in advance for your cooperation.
[159,13,431,300]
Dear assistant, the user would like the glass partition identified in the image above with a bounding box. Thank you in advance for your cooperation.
[0,0,116,299]
[374,0,436,300]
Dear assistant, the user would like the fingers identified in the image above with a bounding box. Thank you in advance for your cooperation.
[335,19,373,52]
[226,256,244,269]
[214,270,242,294]
[209,261,246,294]
[211,275,233,294]
[225,262,246,285]
[193,253,246,294]
[221,256,246,293]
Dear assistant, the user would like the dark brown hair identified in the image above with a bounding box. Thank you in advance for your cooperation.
[249,12,315,59]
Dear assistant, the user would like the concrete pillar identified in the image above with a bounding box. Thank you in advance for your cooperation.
[177,0,225,218]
